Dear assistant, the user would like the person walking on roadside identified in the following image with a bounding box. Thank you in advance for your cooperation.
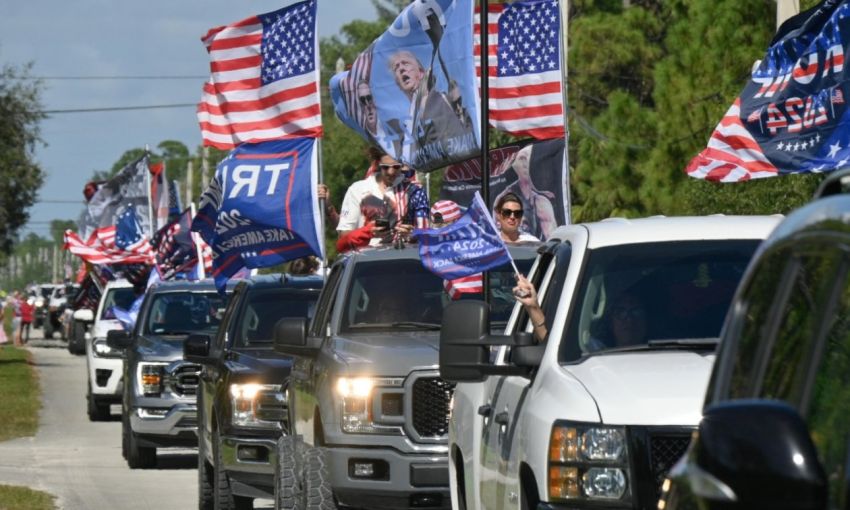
[20,295,34,344]
[0,293,8,347]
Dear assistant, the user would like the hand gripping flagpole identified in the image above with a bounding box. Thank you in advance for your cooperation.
[480,0,491,307]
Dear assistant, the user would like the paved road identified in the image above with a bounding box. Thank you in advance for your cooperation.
[0,331,199,509]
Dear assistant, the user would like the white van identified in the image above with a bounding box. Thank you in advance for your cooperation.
[439,216,779,510]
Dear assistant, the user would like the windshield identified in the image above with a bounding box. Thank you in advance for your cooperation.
[144,291,226,336]
[100,287,138,320]
[558,240,760,363]
[40,287,53,298]
[236,290,319,347]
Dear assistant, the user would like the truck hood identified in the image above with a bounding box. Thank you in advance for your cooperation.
[136,335,188,361]
[226,349,293,381]
[329,331,439,376]
[563,351,715,426]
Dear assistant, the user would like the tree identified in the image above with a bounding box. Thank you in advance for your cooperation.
[0,61,45,258]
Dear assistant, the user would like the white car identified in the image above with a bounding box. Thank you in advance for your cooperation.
[85,279,137,421]
[440,215,780,510]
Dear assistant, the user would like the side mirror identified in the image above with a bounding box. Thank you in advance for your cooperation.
[273,318,318,357]
[73,309,94,322]
[439,301,490,382]
[184,334,212,363]
[106,330,132,350]
[674,400,826,509]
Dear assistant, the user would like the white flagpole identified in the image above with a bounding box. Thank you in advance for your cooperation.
[190,202,206,280]
[558,0,571,225]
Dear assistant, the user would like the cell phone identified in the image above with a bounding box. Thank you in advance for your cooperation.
[375,218,389,229]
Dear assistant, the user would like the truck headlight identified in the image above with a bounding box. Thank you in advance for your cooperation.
[92,339,122,358]
[230,383,284,429]
[35,298,45,308]
[336,377,376,433]
[137,362,167,396]
[549,422,629,502]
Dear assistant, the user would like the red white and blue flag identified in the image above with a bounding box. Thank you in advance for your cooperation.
[688,0,850,181]
[197,0,322,149]
[64,225,153,266]
[475,0,565,140]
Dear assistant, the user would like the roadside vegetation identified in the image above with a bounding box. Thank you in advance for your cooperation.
[0,485,55,510]
[0,345,40,441]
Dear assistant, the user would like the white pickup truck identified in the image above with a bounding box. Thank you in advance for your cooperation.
[439,216,779,510]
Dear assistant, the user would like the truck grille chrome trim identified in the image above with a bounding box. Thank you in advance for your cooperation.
[165,363,202,397]
[405,373,455,443]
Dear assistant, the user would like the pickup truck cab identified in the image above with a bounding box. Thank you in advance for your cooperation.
[440,216,780,510]
[110,279,227,469]
[186,274,323,510]
[274,245,537,510]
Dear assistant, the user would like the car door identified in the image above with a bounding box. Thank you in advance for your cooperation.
[290,263,344,446]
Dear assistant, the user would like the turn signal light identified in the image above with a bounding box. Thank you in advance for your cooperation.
[549,466,579,499]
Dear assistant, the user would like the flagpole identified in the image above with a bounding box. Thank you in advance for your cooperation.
[190,202,206,280]
[558,0,572,224]
[145,146,155,237]
[480,0,491,307]
[317,138,328,276]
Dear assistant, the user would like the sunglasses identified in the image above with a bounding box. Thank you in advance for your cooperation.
[500,208,524,219]
[358,94,374,106]
[379,163,403,171]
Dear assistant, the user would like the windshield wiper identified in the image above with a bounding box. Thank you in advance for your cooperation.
[347,322,441,331]
[647,338,718,349]
[157,330,195,336]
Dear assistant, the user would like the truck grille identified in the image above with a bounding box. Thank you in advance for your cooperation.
[411,377,455,438]
[171,363,201,397]
[649,434,691,499]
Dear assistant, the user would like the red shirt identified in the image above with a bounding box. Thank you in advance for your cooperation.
[20,301,34,323]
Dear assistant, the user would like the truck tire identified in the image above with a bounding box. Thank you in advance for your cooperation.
[86,383,110,421]
[275,435,300,510]
[198,431,214,510]
[126,418,157,469]
[213,428,252,510]
[302,447,336,510]
[69,320,87,355]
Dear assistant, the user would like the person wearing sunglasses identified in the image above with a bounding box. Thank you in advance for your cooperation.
[495,193,540,244]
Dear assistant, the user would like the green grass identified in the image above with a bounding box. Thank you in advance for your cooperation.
[0,484,55,510]
[0,346,41,442]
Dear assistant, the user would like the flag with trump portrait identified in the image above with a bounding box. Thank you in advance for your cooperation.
[197,0,322,149]
[191,138,324,292]
[688,0,850,182]
[330,0,480,172]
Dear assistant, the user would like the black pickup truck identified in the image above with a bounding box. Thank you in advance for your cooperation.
[184,274,323,510]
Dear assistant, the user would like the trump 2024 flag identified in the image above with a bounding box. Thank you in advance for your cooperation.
[191,138,324,292]
[688,0,850,182]
[197,0,322,149]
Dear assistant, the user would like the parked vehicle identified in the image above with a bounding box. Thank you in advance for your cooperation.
[660,175,850,510]
[108,280,227,469]
[439,215,780,510]
[185,274,323,510]
[273,245,537,510]
[85,279,136,421]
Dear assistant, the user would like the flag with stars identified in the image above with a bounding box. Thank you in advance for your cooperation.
[688,0,850,182]
[197,0,322,149]
[475,0,565,140]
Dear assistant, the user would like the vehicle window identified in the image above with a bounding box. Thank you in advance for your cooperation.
[805,257,850,510]
[214,284,244,355]
[236,290,318,347]
[100,287,138,320]
[559,240,760,363]
[310,265,343,337]
[757,249,844,403]
[40,287,53,298]
[535,244,571,339]
[143,291,227,336]
[341,259,445,332]
[484,257,535,331]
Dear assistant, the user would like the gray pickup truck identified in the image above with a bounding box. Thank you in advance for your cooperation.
[108,279,227,469]
[272,245,537,510]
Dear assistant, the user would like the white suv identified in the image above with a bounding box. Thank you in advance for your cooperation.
[85,279,137,421]
[439,216,780,510]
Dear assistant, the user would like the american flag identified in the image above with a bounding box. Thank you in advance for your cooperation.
[197,0,322,149]
[475,0,565,140]
[64,225,153,265]
[444,274,484,300]
[152,208,209,279]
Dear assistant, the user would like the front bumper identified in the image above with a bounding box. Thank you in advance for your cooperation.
[130,403,198,439]
[326,446,450,510]
[220,435,279,499]
[87,355,123,397]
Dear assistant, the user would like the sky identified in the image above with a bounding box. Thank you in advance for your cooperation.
[0,0,378,238]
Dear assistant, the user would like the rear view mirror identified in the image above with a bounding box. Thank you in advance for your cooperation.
[73,309,94,322]
[106,330,132,350]
[683,400,827,509]
[184,334,212,363]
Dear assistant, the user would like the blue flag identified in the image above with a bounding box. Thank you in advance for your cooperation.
[115,205,149,253]
[414,192,513,280]
[329,0,480,172]
[191,139,324,292]
[111,294,144,332]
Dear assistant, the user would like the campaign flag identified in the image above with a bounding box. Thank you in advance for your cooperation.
[197,0,322,149]
[152,208,199,280]
[330,0,480,172]
[441,139,567,240]
[475,0,565,140]
[191,138,324,292]
[168,180,183,216]
[688,1,850,181]
[77,154,152,240]
[414,192,513,280]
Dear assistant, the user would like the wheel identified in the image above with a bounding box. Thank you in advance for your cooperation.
[275,435,300,510]
[69,320,87,355]
[198,428,214,510]
[121,410,129,459]
[213,428,252,510]
[301,447,336,510]
[86,383,111,421]
[126,416,157,469]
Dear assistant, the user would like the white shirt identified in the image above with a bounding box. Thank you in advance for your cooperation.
[337,176,395,234]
